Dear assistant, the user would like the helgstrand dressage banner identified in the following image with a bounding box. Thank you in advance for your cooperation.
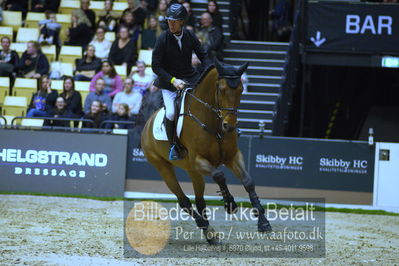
[307,2,399,53]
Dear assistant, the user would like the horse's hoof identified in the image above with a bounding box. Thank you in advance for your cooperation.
[225,201,238,214]
[203,226,222,245]
[258,222,272,233]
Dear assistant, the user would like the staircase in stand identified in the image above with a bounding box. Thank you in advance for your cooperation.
[190,0,289,136]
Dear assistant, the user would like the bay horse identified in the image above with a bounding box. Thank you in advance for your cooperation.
[141,60,272,244]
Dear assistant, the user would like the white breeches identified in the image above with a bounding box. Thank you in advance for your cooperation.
[162,89,177,121]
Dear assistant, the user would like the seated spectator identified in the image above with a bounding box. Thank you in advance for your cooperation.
[270,0,292,42]
[141,16,160,50]
[183,2,197,31]
[155,0,167,19]
[118,10,141,42]
[112,77,143,115]
[196,12,223,61]
[74,45,102,81]
[134,0,149,27]
[5,0,28,17]
[85,78,112,114]
[38,11,61,47]
[129,60,154,95]
[80,0,96,30]
[89,27,112,60]
[31,0,60,13]
[27,75,58,117]
[97,0,118,32]
[65,9,93,48]
[83,100,107,128]
[106,103,135,129]
[90,60,123,97]
[109,26,137,72]
[17,41,49,78]
[45,97,72,127]
[60,76,83,118]
[207,0,223,29]
[130,82,163,147]
[0,37,19,78]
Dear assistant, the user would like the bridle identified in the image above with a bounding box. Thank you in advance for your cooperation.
[180,75,241,141]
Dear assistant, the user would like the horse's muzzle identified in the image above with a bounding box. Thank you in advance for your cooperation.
[222,122,237,133]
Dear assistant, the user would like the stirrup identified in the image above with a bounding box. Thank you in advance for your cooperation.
[169,145,181,160]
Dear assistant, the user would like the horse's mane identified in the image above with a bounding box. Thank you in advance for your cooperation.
[192,64,215,89]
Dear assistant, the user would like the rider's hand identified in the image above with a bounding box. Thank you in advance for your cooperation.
[173,78,186,90]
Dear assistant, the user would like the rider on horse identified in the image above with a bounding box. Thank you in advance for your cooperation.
[152,3,211,161]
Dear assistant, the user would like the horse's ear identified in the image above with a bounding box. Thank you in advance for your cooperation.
[214,58,224,75]
[237,62,249,75]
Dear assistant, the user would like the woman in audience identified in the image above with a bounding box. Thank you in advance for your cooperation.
[109,26,137,73]
[83,100,107,128]
[141,16,160,50]
[183,1,197,31]
[89,27,112,60]
[65,9,93,48]
[45,96,72,127]
[74,45,102,81]
[89,60,123,97]
[80,0,96,30]
[97,0,118,32]
[17,41,49,78]
[60,76,83,118]
[27,75,58,117]
[129,60,154,96]
[207,0,223,29]
[105,103,135,129]
[0,37,19,78]
[118,10,140,42]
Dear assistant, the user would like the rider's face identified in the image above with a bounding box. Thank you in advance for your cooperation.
[167,19,184,35]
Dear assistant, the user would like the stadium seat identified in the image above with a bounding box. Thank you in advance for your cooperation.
[138,50,152,66]
[50,62,74,77]
[16,28,40,43]
[113,2,128,15]
[25,12,46,28]
[0,26,13,40]
[2,115,17,126]
[0,77,10,106]
[75,81,90,106]
[59,45,83,64]
[2,11,23,32]
[13,78,37,103]
[2,96,28,117]
[90,1,105,15]
[51,80,64,93]
[115,65,127,79]
[105,32,116,42]
[41,45,57,62]
[10,43,26,57]
[21,118,44,127]
[56,14,72,43]
[59,0,80,14]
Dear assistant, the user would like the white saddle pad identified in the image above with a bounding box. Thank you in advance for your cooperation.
[153,89,190,141]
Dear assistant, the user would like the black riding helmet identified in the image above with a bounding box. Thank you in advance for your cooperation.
[165,3,188,21]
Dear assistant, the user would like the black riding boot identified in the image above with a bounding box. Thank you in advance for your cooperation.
[165,118,181,160]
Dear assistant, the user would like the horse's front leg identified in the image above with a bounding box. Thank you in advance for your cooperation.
[227,150,272,233]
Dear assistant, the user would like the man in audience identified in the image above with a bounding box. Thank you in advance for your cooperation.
[84,78,112,114]
[0,37,19,78]
[112,78,143,116]
[196,12,223,61]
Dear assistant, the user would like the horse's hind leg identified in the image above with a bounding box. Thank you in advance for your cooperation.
[195,156,238,214]
[227,150,272,233]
